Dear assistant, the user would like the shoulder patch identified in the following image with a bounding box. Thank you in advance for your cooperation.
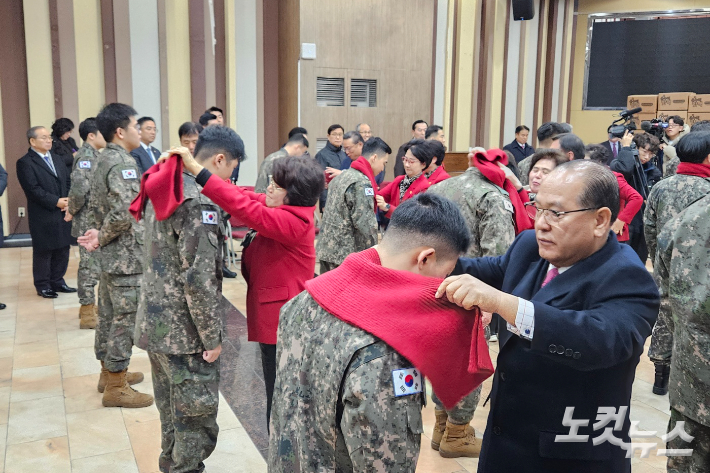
[122,169,138,180]
[365,187,375,196]
[503,199,514,213]
[392,368,423,397]
[202,210,219,225]
[78,161,91,169]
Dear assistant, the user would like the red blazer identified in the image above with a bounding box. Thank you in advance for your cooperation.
[614,172,642,242]
[378,173,432,218]
[201,175,316,344]
[428,165,450,184]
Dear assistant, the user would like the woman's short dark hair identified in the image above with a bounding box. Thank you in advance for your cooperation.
[52,117,74,137]
[178,121,203,139]
[584,144,612,165]
[403,139,435,168]
[530,149,568,171]
[676,131,710,164]
[633,133,660,154]
[423,140,446,166]
[272,156,325,207]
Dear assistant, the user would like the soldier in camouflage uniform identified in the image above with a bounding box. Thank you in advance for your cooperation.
[655,192,710,473]
[644,131,710,396]
[253,134,308,193]
[134,126,244,473]
[427,157,515,458]
[67,118,105,329]
[316,137,391,272]
[79,103,152,408]
[270,194,472,473]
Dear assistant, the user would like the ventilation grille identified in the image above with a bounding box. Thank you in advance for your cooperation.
[316,77,345,107]
[350,79,377,107]
[316,138,328,153]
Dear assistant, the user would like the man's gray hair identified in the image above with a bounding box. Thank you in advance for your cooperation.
[27,126,46,143]
[553,160,620,223]
[356,123,369,133]
[343,130,363,144]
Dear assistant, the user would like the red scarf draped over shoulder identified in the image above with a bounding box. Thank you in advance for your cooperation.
[305,248,494,410]
[676,162,710,178]
[129,154,184,221]
[350,156,378,212]
[472,148,533,234]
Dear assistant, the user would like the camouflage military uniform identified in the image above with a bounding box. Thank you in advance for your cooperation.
[67,142,101,305]
[135,172,224,473]
[254,148,288,193]
[316,168,377,270]
[90,143,144,373]
[644,175,710,365]
[518,155,532,186]
[269,292,423,472]
[656,194,710,472]
[428,167,515,424]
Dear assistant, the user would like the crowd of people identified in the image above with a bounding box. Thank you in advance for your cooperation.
[3,102,710,473]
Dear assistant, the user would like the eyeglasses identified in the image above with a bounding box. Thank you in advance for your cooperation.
[402,156,419,164]
[666,122,681,128]
[524,202,599,224]
[268,175,284,192]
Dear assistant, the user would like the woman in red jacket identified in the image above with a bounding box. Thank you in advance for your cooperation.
[376,139,436,217]
[174,150,324,428]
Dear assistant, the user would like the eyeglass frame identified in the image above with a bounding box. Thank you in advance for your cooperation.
[268,174,284,192]
[524,202,600,223]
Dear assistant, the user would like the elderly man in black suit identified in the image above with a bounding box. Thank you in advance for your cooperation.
[503,125,535,163]
[130,117,161,174]
[437,160,659,473]
[16,126,76,298]
[0,162,7,309]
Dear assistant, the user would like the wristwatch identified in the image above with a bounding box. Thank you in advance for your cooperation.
[385,203,391,211]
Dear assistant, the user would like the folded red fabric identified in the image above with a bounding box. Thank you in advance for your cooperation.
[129,154,184,221]
[350,156,378,212]
[676,162,710,178]
[305,248,494,410]
[472,148,533,234]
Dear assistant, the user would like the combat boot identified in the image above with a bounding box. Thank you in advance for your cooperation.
[79,304,97,329]
[97,361,145,393]
[102,369,154,408]
[431,409,448,450]
[439,420,482,458]
[652,363,670,395]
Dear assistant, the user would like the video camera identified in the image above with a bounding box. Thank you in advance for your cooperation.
[640,119,668,140]
[607,107,642,139]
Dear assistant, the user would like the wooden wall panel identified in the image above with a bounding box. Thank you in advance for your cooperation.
[277,0,300,148]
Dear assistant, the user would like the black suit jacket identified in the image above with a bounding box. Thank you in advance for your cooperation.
[130,145,161,174]
[16,149,73,251]
[0,163,7,247]
[502,140,535,163]
[456,231,659,473]
[600,140,620,165]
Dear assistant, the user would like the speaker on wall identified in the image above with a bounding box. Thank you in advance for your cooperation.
[512,0,535,21]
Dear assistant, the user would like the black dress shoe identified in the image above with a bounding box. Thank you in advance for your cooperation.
[53,284,77,293]
[0,303,6,310]
[222,265,237,278]
[37,289,59,299]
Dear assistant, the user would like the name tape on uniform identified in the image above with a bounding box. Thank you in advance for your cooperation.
[503,200,514,213]
[122,169,138,180]
[392,368,422,397]
[202,210,219,225]
[78,161,91,169]
[365,187,375,196]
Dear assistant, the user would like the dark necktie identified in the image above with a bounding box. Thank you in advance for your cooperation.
[612,142,618,158]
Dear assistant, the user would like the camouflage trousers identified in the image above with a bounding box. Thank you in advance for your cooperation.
[319,260,339,274]
[666,408,710,473]
[149,352,220,473]
[648,297,673,365]
[94,272,141,372]
[77,245,99,306]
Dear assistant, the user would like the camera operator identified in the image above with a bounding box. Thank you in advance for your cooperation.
[661,115,690,176]
[610,131,651,263]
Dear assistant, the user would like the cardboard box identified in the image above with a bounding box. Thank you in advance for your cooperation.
[657,111,688,122]
[689,94,710,113]
[657,92,693,111]
[627,95,657,113]
[687,112,710,126]
[629,113,657,129]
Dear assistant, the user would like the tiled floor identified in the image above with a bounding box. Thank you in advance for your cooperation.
[0,246,671,472]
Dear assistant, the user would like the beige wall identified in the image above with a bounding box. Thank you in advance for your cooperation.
[570,0,705,145]
[23,0,56,128]
[74,0,105,123]
[165,0,192,147]
[0,80,7,237]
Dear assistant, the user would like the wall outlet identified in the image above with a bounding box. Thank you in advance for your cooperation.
[18,207,25,218]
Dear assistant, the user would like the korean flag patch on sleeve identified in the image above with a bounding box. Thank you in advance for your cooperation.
[122,169,138,180]
[202,210,218,225]
[78,161,91,169]
[365,187,375,196]
[392,368,422,397]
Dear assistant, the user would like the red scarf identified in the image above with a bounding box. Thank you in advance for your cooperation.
[305,248,494,409]
[472,148,533,234]
[129,154,184,221]
[350,156,378,212]
[676,162,710,178]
